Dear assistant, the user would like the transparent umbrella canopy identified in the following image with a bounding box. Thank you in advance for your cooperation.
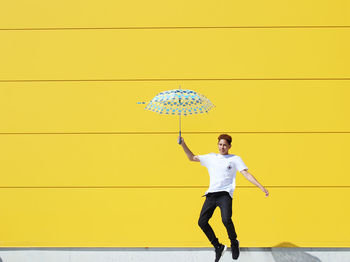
[138,87,215,144]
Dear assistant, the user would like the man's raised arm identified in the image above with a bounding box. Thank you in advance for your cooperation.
[179,137,200,162]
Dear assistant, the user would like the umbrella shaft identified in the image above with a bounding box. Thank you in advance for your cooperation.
[179,112,181,134]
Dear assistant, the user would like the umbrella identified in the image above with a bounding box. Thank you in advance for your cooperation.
[138,87,214,144]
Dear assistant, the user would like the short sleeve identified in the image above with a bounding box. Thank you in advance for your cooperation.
[198,154,211,167]
[234,156,248,172]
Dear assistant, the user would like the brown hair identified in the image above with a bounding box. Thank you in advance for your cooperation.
[218,134,232,145]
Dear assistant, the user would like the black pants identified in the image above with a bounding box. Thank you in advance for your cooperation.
[198,191,237,247]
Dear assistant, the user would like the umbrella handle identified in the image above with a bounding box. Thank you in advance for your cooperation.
[178,130,182,145]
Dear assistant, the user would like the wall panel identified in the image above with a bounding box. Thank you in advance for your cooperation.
[1,81,349,133]
[0,133,349,187]
[0,187,348,247]
[1,29,349,80]
[1,0,349,28]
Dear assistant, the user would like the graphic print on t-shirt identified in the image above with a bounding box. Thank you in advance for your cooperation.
[227,163,233,170]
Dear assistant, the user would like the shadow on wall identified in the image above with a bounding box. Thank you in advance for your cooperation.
[271,242,321,262]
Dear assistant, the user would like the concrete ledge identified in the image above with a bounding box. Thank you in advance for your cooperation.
[0,248,349,262]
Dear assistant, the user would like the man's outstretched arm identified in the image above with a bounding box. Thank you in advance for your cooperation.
[240,170,269,197]
[179,137,199,162]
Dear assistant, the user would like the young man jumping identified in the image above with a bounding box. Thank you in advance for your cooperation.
[179,134,269,261]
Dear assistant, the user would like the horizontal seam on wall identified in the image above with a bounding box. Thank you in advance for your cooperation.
[1,78,350,82]
[0,186,349,189]
[1,132,350,135]
[1,25,350,31]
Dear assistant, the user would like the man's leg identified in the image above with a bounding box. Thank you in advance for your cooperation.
[198,196,220,247]
[217,194,237,242]
[217,194,240,259]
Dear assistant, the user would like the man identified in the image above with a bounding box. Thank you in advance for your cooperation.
[179,134,269,261]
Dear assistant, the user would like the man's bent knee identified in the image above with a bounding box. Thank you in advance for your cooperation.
[222,217,233,226]
[198,218,209,229]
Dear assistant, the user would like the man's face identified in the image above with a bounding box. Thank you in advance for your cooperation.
[218,139,231,155]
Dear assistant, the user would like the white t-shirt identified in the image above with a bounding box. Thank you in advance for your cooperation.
[198,153,248,198]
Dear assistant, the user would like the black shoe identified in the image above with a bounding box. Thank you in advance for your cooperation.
[231,239,240,260]
[214,244,227,262]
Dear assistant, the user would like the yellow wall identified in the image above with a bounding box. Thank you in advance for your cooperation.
[0,0,349,247]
